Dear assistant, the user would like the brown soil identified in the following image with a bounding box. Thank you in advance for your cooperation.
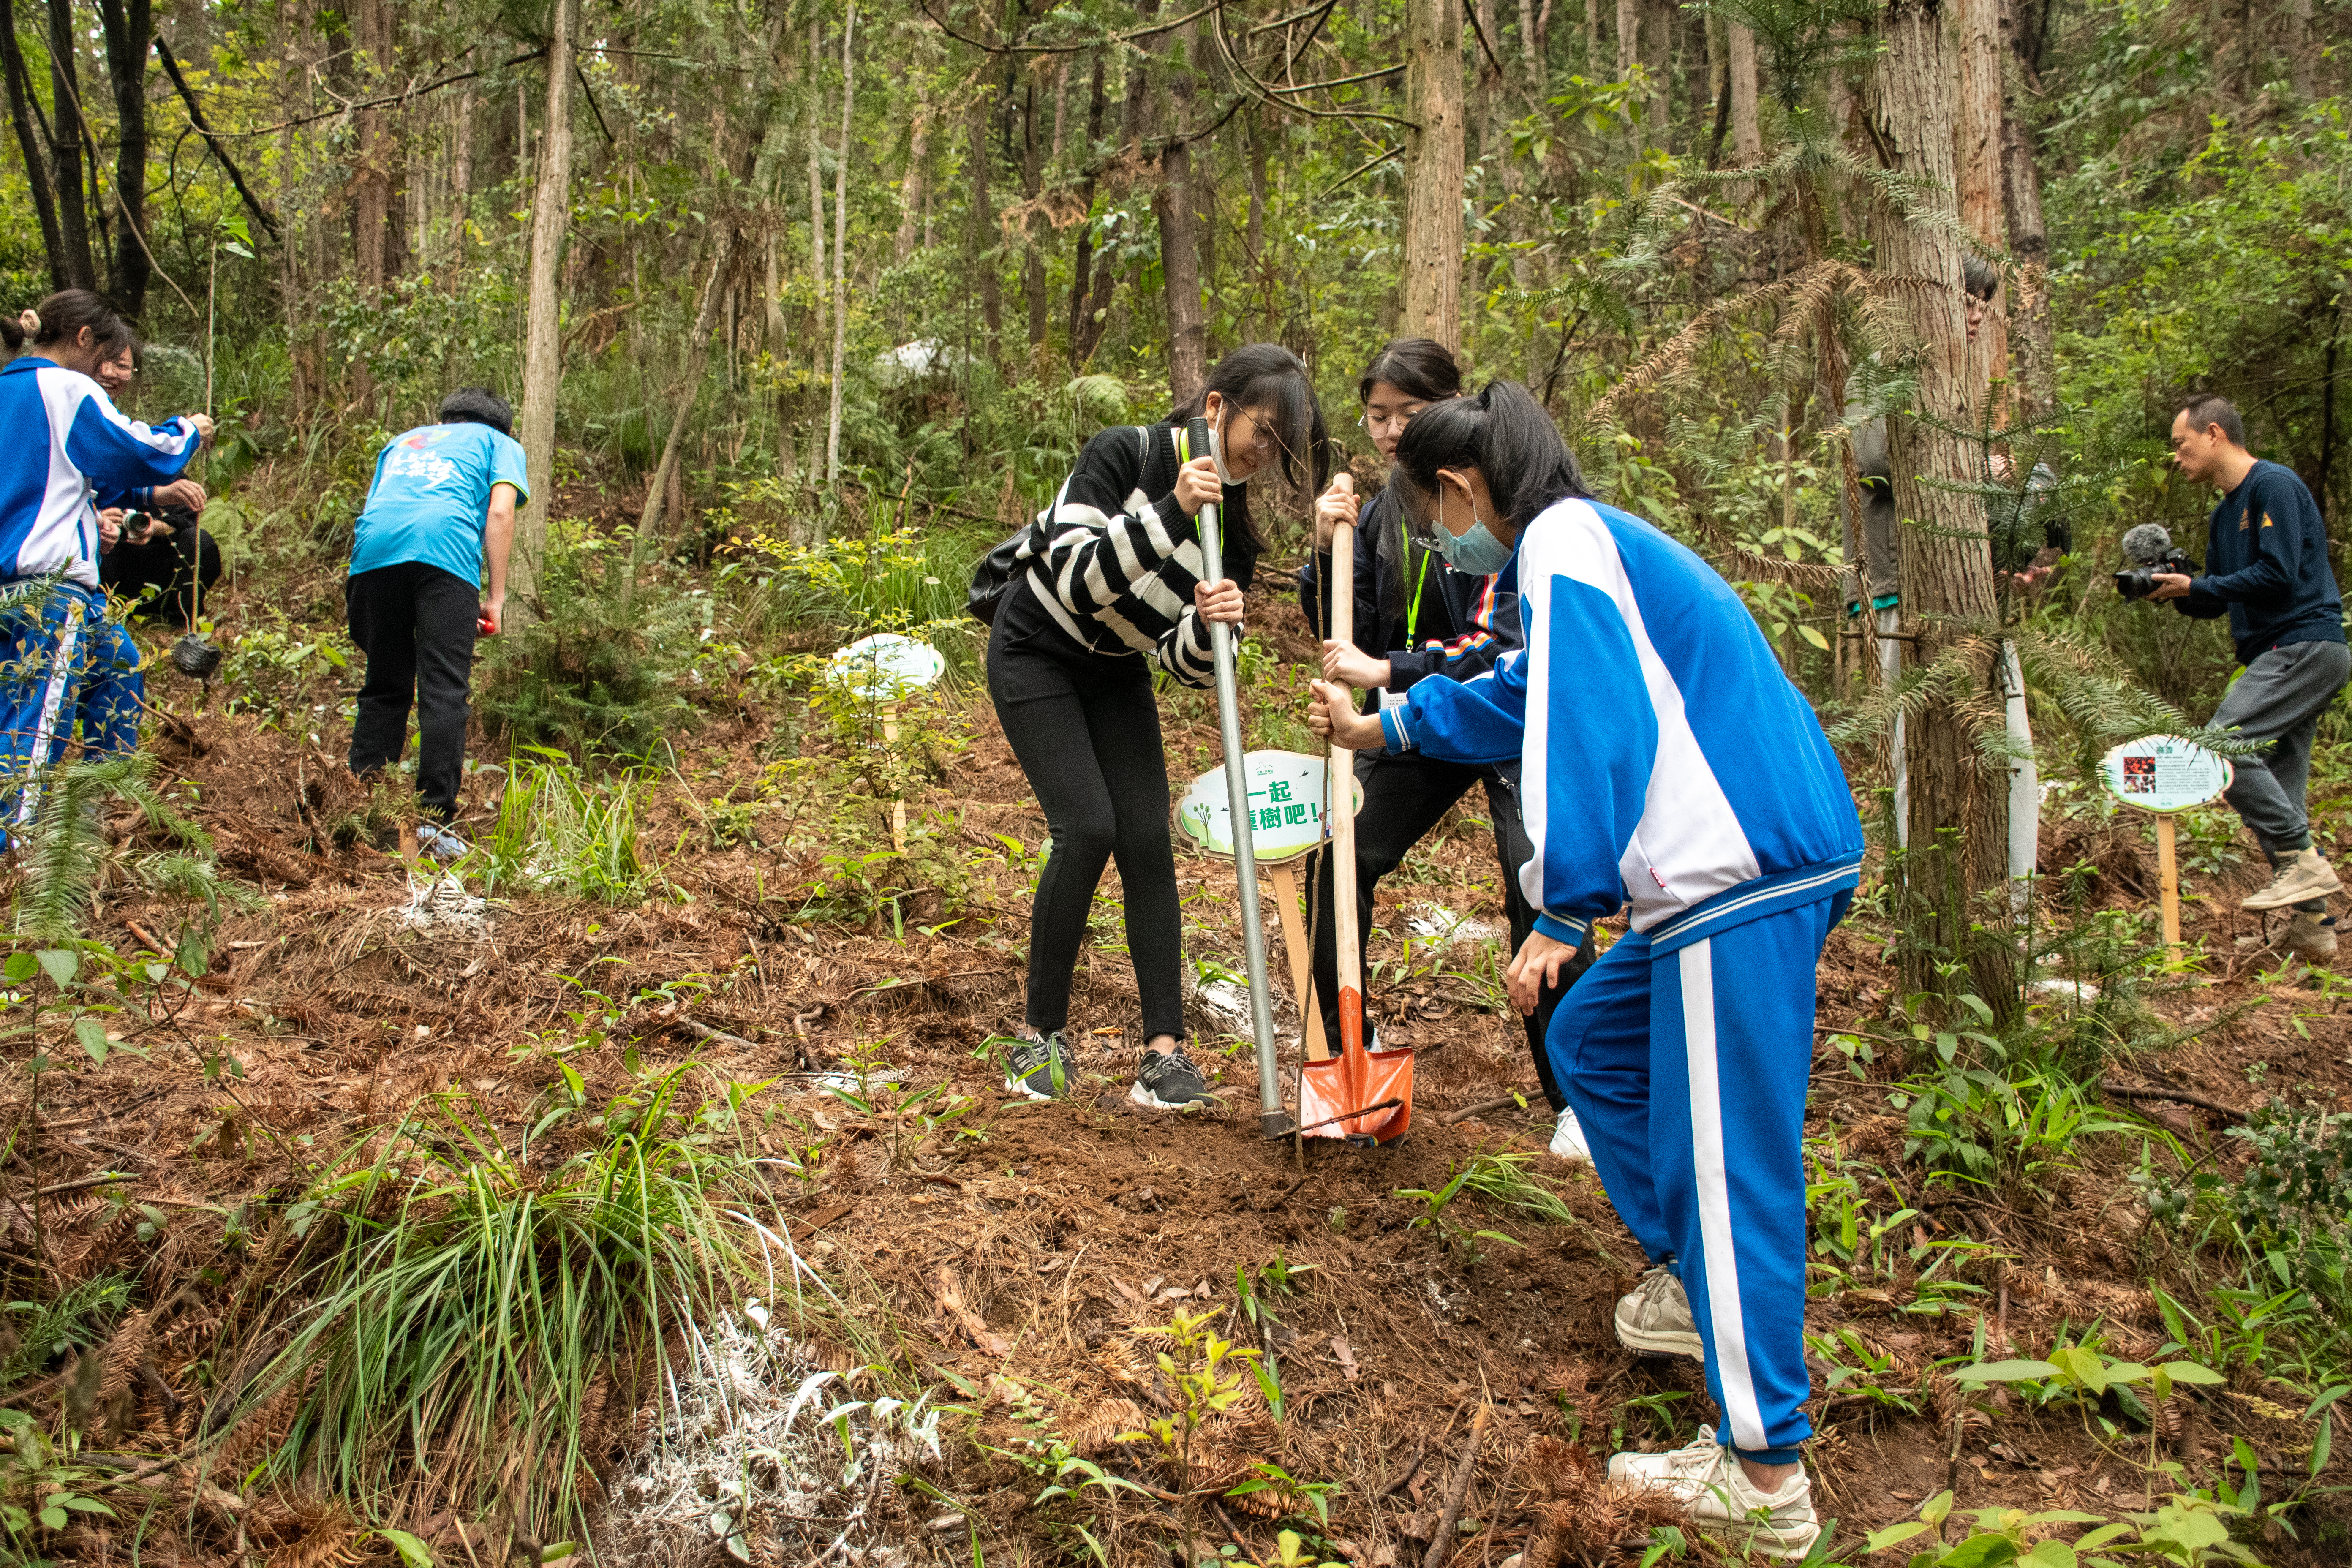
[15,572,2352,1565]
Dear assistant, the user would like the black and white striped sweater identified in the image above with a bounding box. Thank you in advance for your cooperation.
[1013,421,1258,686]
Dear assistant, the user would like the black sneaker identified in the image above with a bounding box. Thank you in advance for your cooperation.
[1003,1032,1075,1100]
[1130,1046,1218,1111]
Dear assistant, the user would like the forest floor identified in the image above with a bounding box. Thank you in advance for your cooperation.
[14,564,2352,1568]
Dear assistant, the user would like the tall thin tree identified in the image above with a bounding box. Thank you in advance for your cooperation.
[91,0,151,318]
[825,4,856,486]
[1401,0,1465,348]
[514,0,577,615]
[0,0,66,289]
[44,0,96,291]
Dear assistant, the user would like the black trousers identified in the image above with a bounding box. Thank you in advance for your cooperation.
[100,517,220,628]
[346,562,479,820]
[1309,749,1594,1110]
[987,633,1186,1042]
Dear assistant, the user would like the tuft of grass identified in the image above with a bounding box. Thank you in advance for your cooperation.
[230,1064,760,1538]
[1454,1151,1624,1267]
[482,750,652,903]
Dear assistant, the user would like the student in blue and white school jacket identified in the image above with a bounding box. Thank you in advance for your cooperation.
[0,294,210,834]
[1309,381,1862,1561]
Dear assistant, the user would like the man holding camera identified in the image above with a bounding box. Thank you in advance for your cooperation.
[2151,394,2349,957]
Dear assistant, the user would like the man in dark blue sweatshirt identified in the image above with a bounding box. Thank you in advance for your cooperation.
[2151,394,2348,956]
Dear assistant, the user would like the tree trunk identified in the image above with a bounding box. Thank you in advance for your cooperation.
[513,0,575,617]
[1999,0,2056,420]
[1156,15,1207,405]
[1402,0,1465,350]
[0,0,66,290]
[967,96,1002,357]
[1729,22,1760,163]
[1958,0,2007,405]
[806,16,828,363]
[1642,0,1669,143]
[1068,51,1113,369]
[825,3,855,485]
[627,230,733,609]
[44,0,95,291]
[1021,74,1048,352]
[2289,0,2315,99]
[1870,0,2012,1005]
[1615,0,1637,75]
[92,0,150,320]
[452,87,473,262]
[351,0,397,298]
[893,105,930,263]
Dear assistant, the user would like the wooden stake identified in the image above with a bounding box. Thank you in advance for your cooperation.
[2156,814,2180,950]
[882,702,906,853]
[1268,859,1328,1062]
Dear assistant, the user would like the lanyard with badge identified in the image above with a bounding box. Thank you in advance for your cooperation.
[1381,511,1432,719]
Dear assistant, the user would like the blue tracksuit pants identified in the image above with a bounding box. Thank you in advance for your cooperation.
[1547,890,1848,1462]
[72,616,143,762]
[0,582,98,835]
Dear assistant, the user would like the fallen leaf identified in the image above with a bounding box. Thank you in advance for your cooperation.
[933,1267,1011,1357]
[1332,1336,1360,1382]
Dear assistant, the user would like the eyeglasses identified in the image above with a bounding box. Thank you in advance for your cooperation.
[1359,405,1429,434]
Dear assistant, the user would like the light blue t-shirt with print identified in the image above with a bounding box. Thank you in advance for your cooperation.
[349,421,530,584]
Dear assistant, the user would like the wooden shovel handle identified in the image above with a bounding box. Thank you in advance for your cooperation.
[1329,520,1363,1056]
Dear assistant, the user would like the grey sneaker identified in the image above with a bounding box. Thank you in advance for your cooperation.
[416,821,471,862]
[1607,1425,1818,1560]
[1615,1265,1704,1362]
[2285,911,2338,963]
[1130,1046,1218,1111]
[2244,849,2344,910]
[1003,1032,1075,1100]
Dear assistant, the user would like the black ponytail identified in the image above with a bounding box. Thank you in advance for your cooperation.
[1392,381,1589,538]
[22,290,132,359]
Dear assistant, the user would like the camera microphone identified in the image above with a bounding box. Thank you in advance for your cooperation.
[2120,523,2175,565]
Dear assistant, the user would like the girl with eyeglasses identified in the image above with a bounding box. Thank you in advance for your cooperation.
[988,344,1331,1113]
[1297,340,1597,1160]
[90,340,222,632]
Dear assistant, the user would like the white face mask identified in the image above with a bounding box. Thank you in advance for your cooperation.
[1207,413,1240,486]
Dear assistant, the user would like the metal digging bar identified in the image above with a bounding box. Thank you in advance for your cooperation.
[1187,415,1291,1139]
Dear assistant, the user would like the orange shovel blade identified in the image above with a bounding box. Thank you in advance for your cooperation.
[1296,988,1414,1144]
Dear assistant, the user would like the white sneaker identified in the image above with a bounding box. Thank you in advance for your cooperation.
[2244,849,2344,910]
[1608,1426,1818,1560]
[416,822,471,863]
[1614,1266,1704,1362]
[1550,1105,1593,1164]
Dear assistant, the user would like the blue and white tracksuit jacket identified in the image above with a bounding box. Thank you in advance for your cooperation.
[1383,495,1864,1461]
[0,357,201,828]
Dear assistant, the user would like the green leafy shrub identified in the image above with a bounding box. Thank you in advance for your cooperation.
[477,523,703,759]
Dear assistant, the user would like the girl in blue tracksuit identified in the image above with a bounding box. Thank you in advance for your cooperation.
[1309,382,1862,1559]
[0,294,210,831]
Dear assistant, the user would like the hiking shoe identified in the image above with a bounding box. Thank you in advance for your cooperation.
[1003,1032,1076,1100]
[2285,911,2339,963]
[416,822,471,862]
[1550,1104,1593,1164]
[2244,849,2344,910]
[1130,1046,1218,1111]
[1607,1426,1819,1560]
[1615,1266,1704,1362]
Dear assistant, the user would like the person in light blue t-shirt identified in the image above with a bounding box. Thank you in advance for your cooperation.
[346,387,527,860]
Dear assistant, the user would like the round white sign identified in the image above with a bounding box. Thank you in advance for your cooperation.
[2097,735,2232,814]
[828,633,946,697]
[1175,750,1359,865]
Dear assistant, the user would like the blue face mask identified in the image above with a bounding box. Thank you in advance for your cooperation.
[1429,495,1514,576]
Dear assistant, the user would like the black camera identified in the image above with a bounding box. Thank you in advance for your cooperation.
[2114,523,2196,601]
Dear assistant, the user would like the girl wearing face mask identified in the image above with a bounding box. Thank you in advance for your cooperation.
[1309,380,1862,1560]
[0,294,211,829]
[989,343,1331,1114]
[1296,340,1596,1160]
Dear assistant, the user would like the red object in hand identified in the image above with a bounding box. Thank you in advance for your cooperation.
[478,612,498,636]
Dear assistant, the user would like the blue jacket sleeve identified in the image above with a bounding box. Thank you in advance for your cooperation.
[63,391,199,490]
[1384,523,1652,939]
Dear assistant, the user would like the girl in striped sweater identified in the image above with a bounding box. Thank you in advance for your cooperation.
[990,345,1330,1112]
